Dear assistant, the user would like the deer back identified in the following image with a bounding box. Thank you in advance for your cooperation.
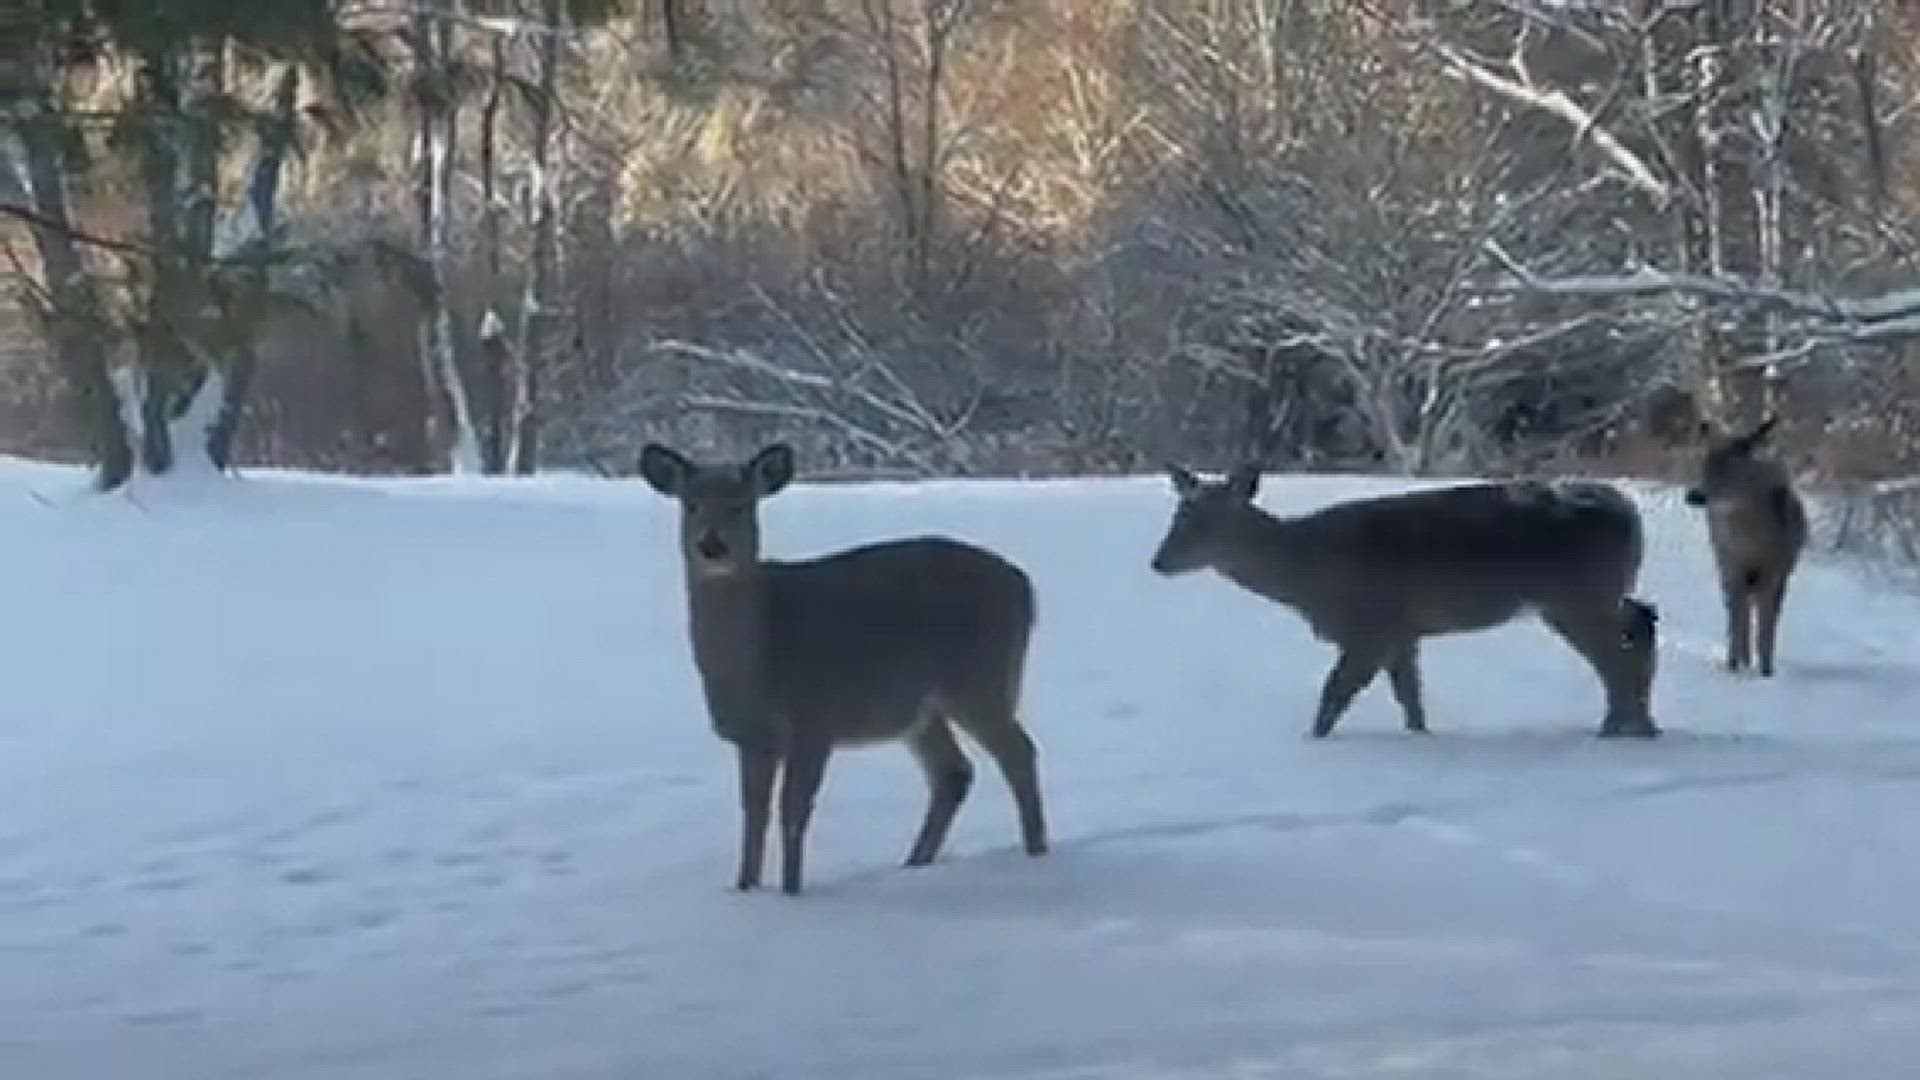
[1154,468,1644,643]
[757,537,1035,744]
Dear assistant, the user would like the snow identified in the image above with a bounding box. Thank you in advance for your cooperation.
[4,458,1920,1079]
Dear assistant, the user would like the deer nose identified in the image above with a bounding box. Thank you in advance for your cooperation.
[696,531,729,561]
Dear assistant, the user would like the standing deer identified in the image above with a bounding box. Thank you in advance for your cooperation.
[1150,465,1660,738]
[638,442,1048,895]
[1684,416,1807,677]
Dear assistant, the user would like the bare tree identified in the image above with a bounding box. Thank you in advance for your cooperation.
[509,0,565,475]
[856,0,973,300]
[1419,1,1894,427]
[411,0,484,473]
[3,59,131,487]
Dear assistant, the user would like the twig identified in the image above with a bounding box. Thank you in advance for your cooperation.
[0,201,150,258]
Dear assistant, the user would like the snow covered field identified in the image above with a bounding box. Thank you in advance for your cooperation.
[4,456,1920,1079]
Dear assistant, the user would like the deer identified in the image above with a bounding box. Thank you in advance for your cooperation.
[637,442,1049,896]
[1683,416,1807,677]
[1150,464,1661,739]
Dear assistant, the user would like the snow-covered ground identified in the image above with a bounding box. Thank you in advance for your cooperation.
[4,457,1919,1079]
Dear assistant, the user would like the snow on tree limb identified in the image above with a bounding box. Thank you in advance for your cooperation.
[1429,42,1670,205]
[1474,262,1920,330]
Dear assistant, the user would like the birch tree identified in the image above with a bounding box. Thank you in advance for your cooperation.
[410,0,484,473]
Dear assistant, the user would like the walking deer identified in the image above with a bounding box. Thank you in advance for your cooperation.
[639,442,1048,895]
[1684,416,1807,677]
[1150,465,1660,738]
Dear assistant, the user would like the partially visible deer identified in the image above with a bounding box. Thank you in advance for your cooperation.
[1151,465,1660,738]
[1684,416,1807,677]
[638,442,1048,895]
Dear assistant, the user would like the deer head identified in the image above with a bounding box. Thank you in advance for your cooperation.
[1150,462,1262,575]
[638,443,796,578]
[1684,416,1780,508]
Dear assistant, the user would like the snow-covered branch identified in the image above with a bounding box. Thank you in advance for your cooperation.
[1429,41,1669,205]
[1472,261,1920,343]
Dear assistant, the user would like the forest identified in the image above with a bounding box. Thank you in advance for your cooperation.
[3,1,1918,551]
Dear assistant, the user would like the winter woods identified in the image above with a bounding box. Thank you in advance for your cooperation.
[2,0,1918,498]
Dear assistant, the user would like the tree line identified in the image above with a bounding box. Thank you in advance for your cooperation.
[2,1,1917,500]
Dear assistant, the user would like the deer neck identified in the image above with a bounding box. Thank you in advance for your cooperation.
[686,566,772,711]
[1212,507,1311,607]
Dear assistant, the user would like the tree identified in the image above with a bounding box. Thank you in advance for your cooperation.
[409,0,484,473]
[2,0,388,487]
[5,1,135,486]
[439,0,626,474]
[1421,0,1896,430]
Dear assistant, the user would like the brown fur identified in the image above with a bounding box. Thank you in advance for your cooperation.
[1684,417,1808,677]
[639,442,1048,895]
[1151,465,1660,738]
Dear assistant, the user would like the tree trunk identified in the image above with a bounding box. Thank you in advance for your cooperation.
[510,0,563,476]
[662,0,688,65]
[413,5,483,473]
[132,36,227,475]
[1751,9,1792,420]
[1855,28,1885,205]
[10,93,134,488]
[912,3,947,299]
[208,64,299,470]
[1691,0,1766,427]
[478,32,509,474]
[136,46,186,474]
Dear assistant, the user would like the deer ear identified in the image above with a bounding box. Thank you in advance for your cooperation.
[1166,462,1200,497]
[638,443,694,497]
[1746,415,1780,444]
[745,443,795,497]
[1225,463,1261,502]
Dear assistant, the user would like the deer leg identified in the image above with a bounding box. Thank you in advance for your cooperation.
[1542,602,1658,738]
[988,724,1048,857]
[947,671,1049,858]
[734,746,779,891]
[955,718,1048,858]
[1614,598,1659,735]
[777,739,832,895]
[1755,572,1789,678]
[903,717,974,868]
[1310,644,1387,738]
[1385,643,1428,734]
[1723,573,1754,672]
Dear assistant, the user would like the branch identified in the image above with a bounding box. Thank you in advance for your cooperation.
[335,2,584,39]
[2,240,55,311]
[682,394,936,472]
[1478,264,1828,318]
[1476,263,1920,346]
[654,339,837,390]
[1868,477,1920,497]
[0,200,150,258]
[1429,41,1670,205]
